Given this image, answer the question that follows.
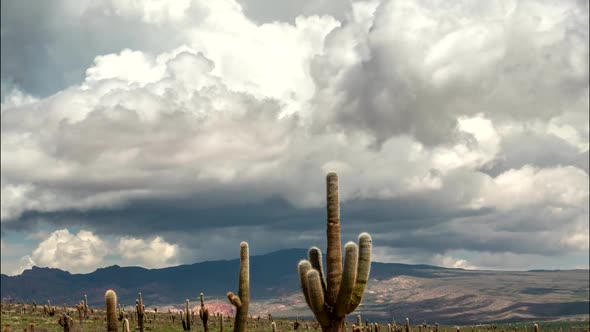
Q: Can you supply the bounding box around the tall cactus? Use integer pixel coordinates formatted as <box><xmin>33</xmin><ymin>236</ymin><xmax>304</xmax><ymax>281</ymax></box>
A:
<box><xmin>84</xmin><ymin>294</ymin><xmax>88</xmax><ymax>319</ymax></box>
<box><xmin>105</xmin><ymin>289</ymin><xmax>118</xmax><ymax>332</ymax></box>
<box><xmin>297</xmin><ymin>172</ymin><xmax>372</xmax><ymax>332</ymax></box>
<box><xmin>181</xmin><ymin>299</ymin><xmax>191</xmax><ymax>331</ymax></box>
<box><xmin>199</xmin><ymin>293</ymin><xmax>209</xmax><ymax>332</ymax></box>
<box><xmin>227</xmin><ymin>242</ymin><xmax>250</xmax><ymax>332</ymax></box>
<box><xmin>136</xmin><ymin>293</ymin><xmax>146</xmax><ymax>332</ymax></box>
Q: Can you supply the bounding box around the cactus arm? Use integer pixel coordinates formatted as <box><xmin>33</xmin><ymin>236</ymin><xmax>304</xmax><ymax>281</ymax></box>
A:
<box><xmin>308</xmin><ymin>247</ymin><xmax>327</xmax><ymax>294</ymax></box>
<box><xmin>326</xmin><ymin>172</ymin><xmax>343</xmax><ymax>306</ymax></box>
<box><xmin>298</xmin><ymin>260</ymin><xmax>313</xmax><ymax>308</ymax></box>
<box><xmin>227</xmin><ymin>292</ymin><xmax>242</xmax><ymax>308</ymax></box>
<box><xmin>123</xmin><ymin>318</ymin><xmax>131</xmax><ymax>332</ymax></box>
<box><xmin>334</xmin><ymin>242</ymin><xmax>358</xmax><ymax>316</ymax></box>
<box><xmin>105</xmin><ymin>289</ymin><xmax>118</xmax><ymax>332</ymax></box>
<box><xmin>306</xmin><ymin>269</ymin><xmax>331</xmax><ymax>327</ymax></box>
<box><xmin>347</xmin><ymin>233</ymin><xmax>372</xmax><ymax>313</ymax></box>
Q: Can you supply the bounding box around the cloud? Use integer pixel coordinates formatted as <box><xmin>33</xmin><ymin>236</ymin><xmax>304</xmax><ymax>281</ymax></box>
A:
<box><xmin>308</xmin><ymin>0</ymin><xmax>589</xmax><ymax>145</ymax></box>
<box><xmin>431</xmin><ymin>254</ymin><xmax>477</xmax><ymax>270</ymax></box>
<box><xmin>18</xmin><ymin>229</ymin><xmax>108</xmax><ymax>274</ymax></box>
<box><xmin>1</xmin><ymin>0</ymin><xmax>588</xmax><ymax>271</ymax></box>
<box><xmin>11</xmin><ymin>229</ymin><xmax>181</xmax><ymax>274</ymax></box>
<box><xmin>118</xmin><ymin>236</ymin><xmax>179</xmax><ymax>268</ymax></box>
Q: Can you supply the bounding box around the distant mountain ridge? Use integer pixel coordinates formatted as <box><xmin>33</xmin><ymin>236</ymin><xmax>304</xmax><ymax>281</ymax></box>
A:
<box><xmin>2</xmin><ymin>248</ymin><xmax>588</xmax><ymax>324</ymax></box>
<box><xmin>0</xmin><ymin>249</ymin><xmax>450</xmax><ymax>304</ymax></box>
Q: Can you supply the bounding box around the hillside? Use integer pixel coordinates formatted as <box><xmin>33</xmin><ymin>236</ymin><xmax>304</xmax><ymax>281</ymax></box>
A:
<box><xmin>2</xmin><ymin>249</ymin><xmax>588</xmax><ymax>324</ymax></box>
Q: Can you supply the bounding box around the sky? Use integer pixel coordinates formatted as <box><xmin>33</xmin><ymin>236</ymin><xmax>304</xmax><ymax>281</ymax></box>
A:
<box><xmin>1</xmin><ymin>0</ymin><xmax>588</xmax><ymax>275</ymax></box>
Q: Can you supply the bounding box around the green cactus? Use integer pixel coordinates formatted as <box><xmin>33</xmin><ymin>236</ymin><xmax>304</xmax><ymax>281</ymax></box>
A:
<box><xmin>46</xmin><ymin>300</ymin><xmax>56</xmax><ymax>317</ymax></box>
<box><xmin>105</xmin><ymin>289</ymin><xmax>118</xmax><ymax>332</ymax></box>
<box><xmin>75</xmin><ymin>301</ymin><xmax>84</xmax><ymax>324</ymax></box>
<box><xmin>297</xmin><ymin>172</ymin><xmax>372</xmax><ymax>332</ymax></box>
<box><xmin>227</xmin><ymin>242</ymin><xmax>250</xmax><ymax>332</ymax></box>
<box><xmin>199</xmin><ymin>293</ymin><xmax>210</xmax><ymax>332</ymax></box>
<box><xmin>181</xmin><ymin>299</ymin><xmax>191</xmax><ymax>331</ymax></box>
<box><xmin>118</xmin><ymin>304</ymin><xmax>125</xmax><ymax>321</ymax></box>
<box><xmin>82</xmin><ymin>294</ymin><xmax>88</xmax><ymax>320</ymax></box>
<box><xmin>58</xmin><ymin>313</ymin><xmax>73</xmax><ymax>332</ymax></box>
<box><xmin>136</xmin><ymin>293</ymin><xmax>146</xmax><ymax>332</ymax></box>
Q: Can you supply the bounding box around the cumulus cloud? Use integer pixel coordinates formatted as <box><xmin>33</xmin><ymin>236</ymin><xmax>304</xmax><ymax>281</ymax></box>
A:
<box><xmin>118</xmin><ymin>236</ymin><xmax>179</xmax><ymax>268</ymax></box>
<box><xmin>18</xmin><ymin>229</ymin><xmax>108</xmax><ymax>273</ymax></box>
<box><xmin>309</xmin><ymin>0</ymin><xmax>588</xmax><ymax>145</ymax></box>
<box><xmin>1</xmin><ymin>0</ymin><xmax>588</xmax><ymax>271</ymax></box>
<box><xmin>12</xmin><ymin>229</ymin><xmax>181</xmax><ymax>274</ymax></box>
<box><xmin>431</xmin><ymin>254</ymin><xmax>477</xmax><ymax>270</ymax></box>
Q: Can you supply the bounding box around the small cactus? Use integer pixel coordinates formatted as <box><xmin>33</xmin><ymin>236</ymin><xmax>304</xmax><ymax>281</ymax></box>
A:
<box><xmin>227</xmin><ymin>242</ymin><xmax>250</xmax><ymax>332</ymax></box>
<box><xmin>136</xmin><ymin>293</ymin><xmax>145</xmax><ymax>332</ymax></box>
<box><xmin>105</xmin><ymin>289</ymin><xmax>118</xmax><ymax>332</ymax></box>
<box><xmin>58</xmin><ymin>313</ymin><xmax>73</xmax><ymax>332</ymax></box>
<box><xmin>181</xmin><ymin>300</ymin><xmax>191</xmax><ymax>331</ymax></box>
<box><xmin>118</xmin><ymin>304</ymin><xmax>126</xmax><ymax>321</ymax></box>
<box><xmin>123</xmin><ymin>318</ymin><xmax>131</xmax><ymax>332</ymax></box>
<box><xmin>298</xmin><ymin>173</ymin><xmax>372</xmax><ymax>332</ymax></box>
<box><xmin>199</xmin><ymin>293</ymin><xmax>210</xmax><ymax>332</ymax></box>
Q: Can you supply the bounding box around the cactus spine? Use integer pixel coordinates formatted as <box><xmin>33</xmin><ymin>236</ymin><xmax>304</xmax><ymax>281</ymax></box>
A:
<box><xmin>199</xmin><ymin>293</ymin><xmax>209</xmax><ymax>332</ymax></box>
<box><xmin>136</xmin><ymin>293</ymin><xmax>145</xmax><ymax>332</ymax></box>
<box><xmin>297</xmin><ymin>172</ymin><xmax>372</xmax><ymax>332</ymax></box>
<box><xmin>105</xmin><ymin>289</ymin><xmax>118</xmax><ymax>332</ymax></box>
<box><xmin>227</xmin><ymin>242</ymin><xmax>250</xmax><ymax>332</ymax></box>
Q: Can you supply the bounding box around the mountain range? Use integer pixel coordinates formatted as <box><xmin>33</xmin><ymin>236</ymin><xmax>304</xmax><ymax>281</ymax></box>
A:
<box><xmin>1</xmin><ymin>248</ymin><xmax>588</xmax><ymax>324</ymax></box>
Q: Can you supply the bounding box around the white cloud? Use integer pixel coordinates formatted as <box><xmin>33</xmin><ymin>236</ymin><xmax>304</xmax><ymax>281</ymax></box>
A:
<box><xmin>0</xmin><ymin>87</ymin><xmax>38</xmax><ymax>110</ymax></box>
<box><xmin>478</xmin><ymin>165</ymin><xmax>589</xmax><ymax>210</ymax></box>
<box><xmin>11</xmin><ymin>229</ymin><xmax>182</xmax><ymax>274</ymax></box>
<box><xmin>432</xmin><ymin>254</ymin><xmax>477</xmax><ymax>270</ymax></box>
<box><xmin>118</xmin><ymin>236</ymin><xmax>179</xmax><ymax>268</ymax></box>
<box><xmin>18</xmin><ymin>229</ymin><xmax>108</xmax><ymax>274</ymax></box>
